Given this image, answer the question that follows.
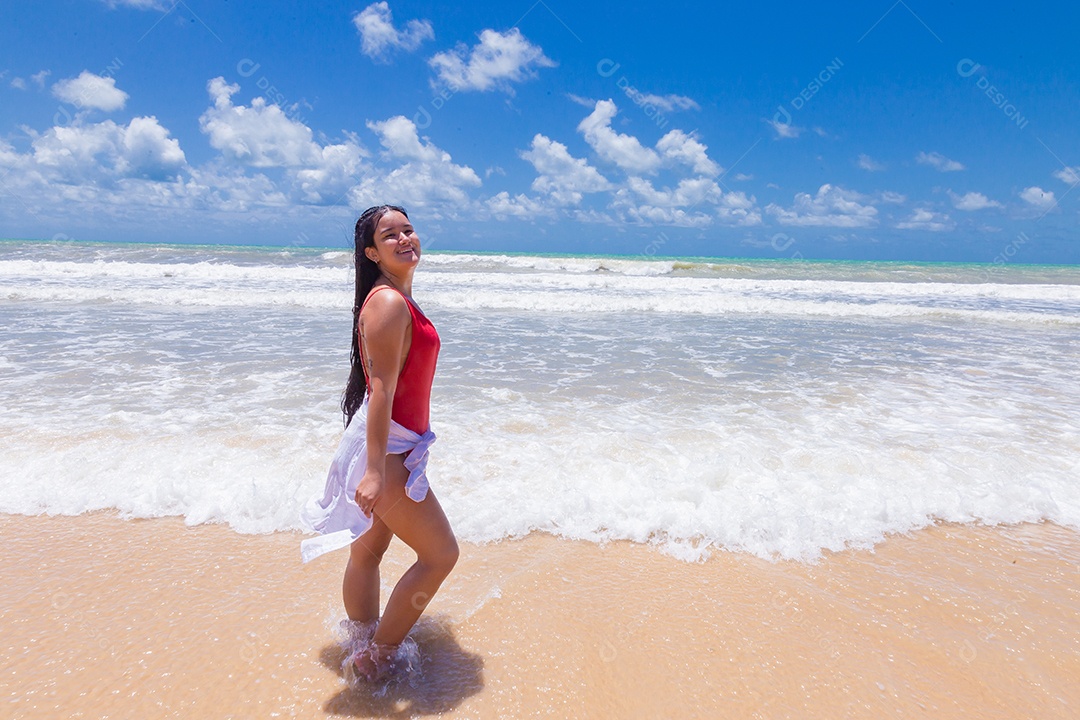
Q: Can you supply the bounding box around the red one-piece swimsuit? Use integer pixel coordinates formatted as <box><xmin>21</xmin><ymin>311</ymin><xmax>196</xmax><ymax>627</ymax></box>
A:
<box><xmin>358</xmin><ymin>284</ymin><xmax>440</xmax><ymax>434</ymax></box>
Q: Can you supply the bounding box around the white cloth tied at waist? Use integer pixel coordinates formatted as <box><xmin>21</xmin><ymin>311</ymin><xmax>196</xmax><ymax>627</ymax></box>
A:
<box><xmin>300</xmin><ymin>399</ymin><xmax>435</xmax><ymax>563</ymax></box>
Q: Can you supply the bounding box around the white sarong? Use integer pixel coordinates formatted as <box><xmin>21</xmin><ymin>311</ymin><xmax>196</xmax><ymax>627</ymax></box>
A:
<box><xmin>300</xmin><ymin>401</ymin><xmax>435</xmax><ymax>563</ymax></box>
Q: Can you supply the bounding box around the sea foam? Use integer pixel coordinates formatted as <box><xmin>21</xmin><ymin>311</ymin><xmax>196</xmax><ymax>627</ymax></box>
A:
<box><xmin>2</xmin><ymin>242</ymin><xmax>1078</xmax><ymax>561</ymax></box>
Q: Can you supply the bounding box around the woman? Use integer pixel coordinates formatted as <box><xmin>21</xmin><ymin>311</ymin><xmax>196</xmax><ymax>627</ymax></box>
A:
<box><xmin>301</xmin><ymin>204</ymin><xmax>458</xmax><ymax>683</ymax></box>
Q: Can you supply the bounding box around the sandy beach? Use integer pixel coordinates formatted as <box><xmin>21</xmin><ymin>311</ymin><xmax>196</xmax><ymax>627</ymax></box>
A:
<box><xmin>2</xmin><ymin>513</ymin><xmax>1076</xmax><ymax>718</ymax></box>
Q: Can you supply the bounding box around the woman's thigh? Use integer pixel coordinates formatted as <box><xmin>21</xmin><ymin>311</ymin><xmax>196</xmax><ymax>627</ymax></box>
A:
<box><xmin>373</xmin><ymin>452</ymin><xmax>456</xmax><ymax>562</ymax></box>
<box><xmin>350</xmin><ymin>510</ymin><xmax>393</xmax><ymax>564</ymax></box>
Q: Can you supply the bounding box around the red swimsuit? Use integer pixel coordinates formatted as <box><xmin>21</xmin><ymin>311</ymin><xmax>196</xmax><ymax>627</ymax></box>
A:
<box><xmin>359</xmin><ymin>285</ymin><xmax>440</xmax><ymax>434</ymax></box>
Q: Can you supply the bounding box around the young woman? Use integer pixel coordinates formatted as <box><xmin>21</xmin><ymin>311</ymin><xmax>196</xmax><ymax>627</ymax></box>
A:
<box><xmin>301</xmin><ymin>204</ymin><xmax>458</xmax><ymax>683</ymax></box>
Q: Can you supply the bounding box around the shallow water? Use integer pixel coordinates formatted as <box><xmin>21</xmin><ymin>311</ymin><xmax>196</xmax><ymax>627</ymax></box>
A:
<box><xmin>1</xmin><ymin>240</ymin><xmax>1078</xmax><ymax>560</ymax></box>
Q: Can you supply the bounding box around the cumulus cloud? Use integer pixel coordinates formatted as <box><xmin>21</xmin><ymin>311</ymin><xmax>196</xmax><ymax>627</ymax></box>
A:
<box><xmin>199</xmin><ymin>77</ymin><xmax>366</xmax><ymax>202</ymax></box>
<box><xmin>29</xmin><ymin>116</ymin><xmax>185</xmax><ymax>182</ymax></box>
<box><xmin>429</xmin><ymin>28</ymin><xmax>555</xmax><ymax>93</ymax></box>
<box><xmin>486</xmin><ymin>191</ymin><xmax>548</xmax><ymax>219</ymax></box>
<box><xmin>896</xmin><ymin>208</ymin><xmax>954</xmax><ymax>231</ymax></box>
<box><xmin>857</xmin><ymin>153</ymin><xmax>885</xmax><ymax>171</ymax></box>
<box><xmin>355</xmin><ymin>116</ymin><xmax>481</xmax><ymax>212</ymax></box>
<box><xmin>916</xmin><ymin>151</ymin><xmax>964</xmax><ymax>172</ymax></box>
<box><xmin>1019</xmin><ymin>186</ymin><xmax>1056</xmax><ymax>210</ymax></box>
<box><xmin>625</xmin><ymin>176</ymin><xmax>721</xmax><ymax>208</ymax></box>
<box><xmin>655</xmin><ymin>129</ymin><xmax>720</xmax><ymax>176</ymax></box>
<box><xmin>949</xmin><ymin>191</ymin><xmax>1001</xmax><ymax>211</ymax></box>
<box><xmin>352</xmin><ymin>2</ymin><xmax>433</xmax><ymax>62</ymax></box>
<box><xmin>1053</xmin><ymin>166</ymin><xmax>1080</xmax><ymax>185</ymax></box>
<box><xmin>620</xmin><ymin>176</ymin><xmax>760</xmax><ymax>226</ymax></box>
<box><xmin>200</xmin><ymin>78</ymin><xmax>320</xmax><ymax>167</ymax></box>
<box><xmin>0</xmin><ymin>117</ymin><xmax>305</xmax><ymax>221</ymax></box>
<box><xmin>715</xmin><ymin>191</ymin><xmax>763</xmax><ymax>225</ymax></box>
<box><xmin>520</xmin><ymin>133</ymin><xmax>611</xmax><ymax>206</ymax></box>
<box><xmin>578</xmin><ymin>100</ymin><xmax>661</xmax><ymax>174</ymax></box>
<box><xmin>766</xmin><ymin>184</ymin><xmax>878</xmax><ymax>227</ymax></box>
<box><xmin>52</xmin><ymin>71</ymin><xmax>129</xmax><ymax>112</ymax></box>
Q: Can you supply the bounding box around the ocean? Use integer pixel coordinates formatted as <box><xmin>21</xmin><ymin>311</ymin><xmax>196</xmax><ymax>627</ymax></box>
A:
<box><xmin>2</xmin><ymin>238</ymin><xmax>1078</xmax><ymax>561</ymax></box>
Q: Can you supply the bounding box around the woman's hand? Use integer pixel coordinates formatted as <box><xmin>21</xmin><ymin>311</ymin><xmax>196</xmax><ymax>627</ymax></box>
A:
<box><xmin>355</xmin><ymin>470</ymin><xmax>385</xmax><ymax>517</ymax></box>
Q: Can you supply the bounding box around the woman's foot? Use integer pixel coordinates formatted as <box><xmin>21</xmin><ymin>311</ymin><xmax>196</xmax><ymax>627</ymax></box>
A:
<box><xmin>351</xmin><ymin>641</ymin><xmax>401</xmax><ymax>683</ymax></box>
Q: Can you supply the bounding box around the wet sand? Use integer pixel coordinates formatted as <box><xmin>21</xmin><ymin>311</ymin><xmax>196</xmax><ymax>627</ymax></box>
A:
<box><xmin>1</xmin><ymin>513</ymin><xmax>1077</xmax><ymax>718</ymax></box>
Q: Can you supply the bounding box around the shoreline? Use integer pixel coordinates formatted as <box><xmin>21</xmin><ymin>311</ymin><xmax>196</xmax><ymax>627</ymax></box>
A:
<box><xmin>4</xmin><ymin>236</ymin><xmax>1079</xmax><ymax>271</ymax></box>
<box><xmin>2</xmin><ymin>513</ymin><xmax>1077</xmax><ymax>718</ymax></box>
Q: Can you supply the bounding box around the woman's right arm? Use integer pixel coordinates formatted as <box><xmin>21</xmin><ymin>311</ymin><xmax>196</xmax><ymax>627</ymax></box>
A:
<box><xmin>355</xmin><ymin>290</ymin><xmax>410</xmax><ymax>516</ymax></box>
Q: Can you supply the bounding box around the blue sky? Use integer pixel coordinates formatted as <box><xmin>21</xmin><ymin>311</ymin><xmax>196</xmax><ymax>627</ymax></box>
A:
<box><xmin>1</xmin><ymin>1</ymin><xmax>1078</xmax><ymax>262</ymax></box>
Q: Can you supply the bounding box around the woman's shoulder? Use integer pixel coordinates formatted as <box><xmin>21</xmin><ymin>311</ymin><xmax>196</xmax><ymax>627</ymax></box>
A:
<box><xmin>361</xmin><ymin>285</ymin><xmax>411</xmax><ymax>324</ymax></box>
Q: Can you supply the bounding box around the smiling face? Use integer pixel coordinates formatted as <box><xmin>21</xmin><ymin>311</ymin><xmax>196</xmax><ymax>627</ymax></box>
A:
<box><xmin>365</xmin><ymin>210</ymin><xmax>420</xmax><ymax>270</ymax></box>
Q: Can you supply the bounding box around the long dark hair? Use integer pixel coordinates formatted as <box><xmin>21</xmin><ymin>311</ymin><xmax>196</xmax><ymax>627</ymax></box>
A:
<box><xmin>341</xmin><ymin>204</ymin><xmax>408</xmax><ymax>426</ymax></box>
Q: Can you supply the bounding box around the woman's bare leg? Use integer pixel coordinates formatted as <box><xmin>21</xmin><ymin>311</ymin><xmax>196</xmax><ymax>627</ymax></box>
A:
<box><xmin>343</xmin><ymin>512</ymin><xmax>394</xmax><ymax>623</ymax></box>
<box><xmin>368</xmin><ymin>453</ymin><xmax>459</xmax><ymax>647</ymax></box>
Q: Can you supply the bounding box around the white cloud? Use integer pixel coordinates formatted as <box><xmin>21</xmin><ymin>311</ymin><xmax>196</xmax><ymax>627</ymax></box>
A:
<box><xmin>1019</xmin><ymin>186</ymin><xmax>1056</xmax><ymax>210</ymax></box>
<box><xmin>916</xmin><ymin>151</ymin><xmax>964</xmax><ymax>172</ymax></box>
<box><xmin>186</xmin><ymin>166</ymin><xmax>289</xmax><ymax>212</ymax></box>
<box><xmin>0</xmin><ymin>111</ymin><xmax>362</xmax><ymax>223</ymax></box>
<box><xmin>201</xmin><ymin>77</ymin><xmax>315</xmax><ymax>167</ymax></box>
<box><xmin>618</xmin><ymin>177</ymin><xmax>761</xmax><ymax>226</ymax></box>
<box><xmin>878</xmin><ymin>191</ymin><xmax>906</xmax><ymax>204</ymax></box>
<box><xmin>31</xmin><ymin>70</ymin><xmax>51</xmax><ymax>88</ymax></box>
<box><xmin>734</xmin><ymin>173</ymin><xmax>753</xmax><ymax>181</ymax></box>
<box><xmin>199</xmin><ymin>77</ymin><xmax>366</xmax><ymax>202</ymax></box>
<box><xmin>617</xmin><ymin>203</ymin><xmax>714</xmax><ymax>227</ymax></box>
<box><xmin>655</xmin><ymin>129</ymin><xmax>720</xmax><ymax>176</ymax></box>
<box><xmin>486</xmin><ymin>191</ymin><xmax>548</xmax><ymax>219</ymax></box>
<box><xmin>896</xmin><ymin>208</ymin><xmax>954</xmax><ymax>232</ymax></box>
<box><xmin>566</xmin><ymin>93</ymin><xmax>596</xmax><ymax>108</ymax></box>
<box><xmin>355</xmin><ymin>116</ymin><xmax>481</xmax><ymax>213</ymax></box>
<box><xmin>100</xmin><ymin>0</ymin><xmax>171</xmax><ymax>9</ymax></box>
<box><xmin>30</xmin><ymin>116</ymin><xmax>185</xmax><ymax>181</ymax></box>
<box><xmin>10</xmin><ymin>77</ymin><xmax>27</xmax><ymax>90</ymax></box>
<box><xmin>1053</xmin><ymin>166</ymin><xmax>1080</xmax><ymax>185</ymax></box>
<box><xmin>620</xmin><ymin>91</ymin><xmax>699</xmax><ymax>113</ymax></box>
<box><xmin>767</xmin><ymin>119</ymin><xmax>801</xmax><ymax>139</ymax></box>
<box><xmin>52</xmin><ymin>71</ymin><xmax>129</xmax><ymax>112</ymax></box>
<box><xmin>429</xmin><ymin>28</ymin><xmax>555</xmax><ymax>93</ymax></box>
<box><xmin>294</xmin><ymin>140</ymin><xmax>368</xmax><ymax>203</ymax></box>
<box><xmin>578</xmin><ymin>100</ymin><xmax>660</xmax><ymax>174</ymax></box>
<box><xmin>352</xmin><ymin>2</ymin><xmax>433</xmax><ymax>62</ymax></box>
<box><xmin>715</xmin><ymin>191</ymin><xmax>763</xmax><ymax>225</ymax></box>
<box><xmin>949</xmin><ymin>191</ymin><xmax>1001</xmax><ymax>211</ymax></box>
<box><xmin>767</xmin><ymin>184</ymin><xmax>878</xmax><ymax>227</ymax></box>
<box><xmin>857</xmin><ymin>153</ymin><xmax>885</xmax><ymax>171</ymax></box>
<box><xmin>626</xmin><ymin>176</ymin><xmax>720</xmax><ymax>207</ymax></box>
<box><xmin>520</xmin><ymin>133</ymin><xmax>611</xmax><ymax>206</ymax></box>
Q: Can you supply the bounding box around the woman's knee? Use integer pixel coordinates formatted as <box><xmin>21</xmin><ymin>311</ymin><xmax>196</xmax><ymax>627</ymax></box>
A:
<box><xmin>422</xmin><ymin>536</ymin><xmax>459</xmax><ymax>577</ymax></box>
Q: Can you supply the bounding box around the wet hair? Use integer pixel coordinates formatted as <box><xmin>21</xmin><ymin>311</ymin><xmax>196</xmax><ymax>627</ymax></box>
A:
<box><xmin>341</xmin><ymin>204</ymin><xmax>408</xmax><ymax>426</ymax></box>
